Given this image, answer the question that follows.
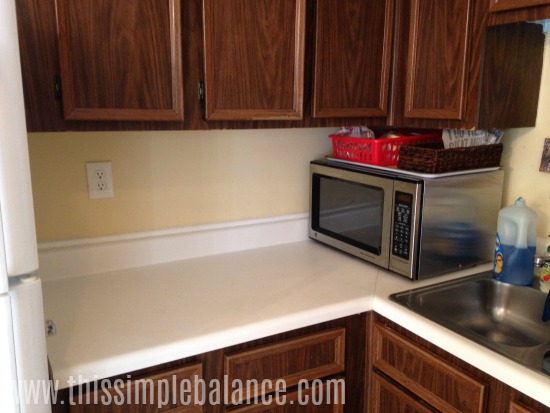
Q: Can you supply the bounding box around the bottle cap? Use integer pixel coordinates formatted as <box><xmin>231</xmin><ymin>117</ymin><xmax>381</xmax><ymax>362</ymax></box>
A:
<box><xmin>515</xmin><ymin>197</ymin><xmax>526</xmax><ymax>206</ymax></box>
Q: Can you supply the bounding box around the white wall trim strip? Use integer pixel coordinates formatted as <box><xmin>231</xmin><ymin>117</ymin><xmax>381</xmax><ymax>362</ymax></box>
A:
<box><xmin>37</xmin><ymin>213</ymin><xmax>310</xmax><ymax>280</ymax></box>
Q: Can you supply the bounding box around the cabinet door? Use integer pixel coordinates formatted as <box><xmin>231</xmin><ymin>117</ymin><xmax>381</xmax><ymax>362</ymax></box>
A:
<box><xmin>312</xmin><ymin>0</ymin><xmax>394</xmax><ymax>118</ymax></box>
<box><xmin>489</xmin><ymin>0</ymin><xmax>550</xmax><ymax>12</ymax></box>
<box><xmin>230</xmin><ymin>379</ymin><xmax>344</xmax><ymax>412</ymax></box>
<box><xmin>371</xmin><ymin>373</ymin><xmax>435</xmax><ymax>413</ymax></box>
<box><xmin>56</xmin><ymin>0</ymin><xmax>184</xmax><ymax>121</ymax></box>
<box><xmin>225</xmin><ymin>328</ymin><xmax>345</xmax><ymax>405</ymax></box>
<box><xmin>202</xmin><ymin>0</ymin><xmax>305</xmax><ymax>120</ymax></box>
<box><xmin>509</xmin><ymin>401</ymin><xmax>540</xmax><ymax>413</ymax></box>
<box><xmin>393</xmin><ymin>0</ymin><xmax>473</xmax><ymax>123</ymax></box>
<box><xmin>68</xmin><ymin>363</ymin><xmax>203</xmax><ymax>412</ymax></box>
<box><xmin>373</xmin><ymin>323</ymin><xmax>486</xmax><ymax>413</ymax></box>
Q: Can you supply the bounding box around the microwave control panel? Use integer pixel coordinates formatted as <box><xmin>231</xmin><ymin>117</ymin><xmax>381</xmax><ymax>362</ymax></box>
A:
<box><xmin>392</xmin><ymin>191</ymin><xmax>413</xmax><ymax>260</ymax></box>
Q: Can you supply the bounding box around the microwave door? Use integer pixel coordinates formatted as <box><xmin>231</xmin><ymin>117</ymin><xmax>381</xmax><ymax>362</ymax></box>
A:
<box><xmin>309</xmin><ymin>165</ymin><xmax>393</xmax><ymax>269</ymax></box>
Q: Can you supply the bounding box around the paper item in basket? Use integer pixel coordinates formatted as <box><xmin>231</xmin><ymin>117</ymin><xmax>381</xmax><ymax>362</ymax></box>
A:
<box><xmin>442</xmin><ymin>129</ymin><xmax>503</xmax><ymax>149</ymax></box>
<box><xmin>381</xmin><ymin>131</ymin><xmax>402</xmax><ymax>139</ymax></box>
<box><xmin>336</xmin><ymin>126</ymin><xmax>375</xmax><ymax>138</ymax></box>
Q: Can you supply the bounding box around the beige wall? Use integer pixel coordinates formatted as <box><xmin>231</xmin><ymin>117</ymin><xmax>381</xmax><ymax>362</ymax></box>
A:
<box><xmin>500</xmin><ymin>33</ymin><xmax>550</xmax><ymax>239</ymax></box>
<box><xmin>27</xmin><ymin>35</ymin><xmax>550</xmax><ymax>242</ymax></box>
<box><xmin>28</xmin><ymin>128</ymin><xmax>333</xmax><ymax>241</ymax></box>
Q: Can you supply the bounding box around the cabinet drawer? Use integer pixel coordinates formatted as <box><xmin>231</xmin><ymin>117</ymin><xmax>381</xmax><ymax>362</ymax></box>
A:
<box><xmin>230</xmin><ymin>378</ymin><xmax>345</xmax><ymax>412</ymax></box>
<box><xmin>371</xmin><ymin>372</ymin><xmax>435</xmax><ymax>413</ymax></box>
<box><xmin>373</xmin><ymin>324</ymin><xmax>486</xmax><ymax>413</ymax></box>
<box><xmin>225</xmin><ymin>328</ymin><xmax>345</xmax><ymax>404</ymax></box>
<box><xmin>509</xmin><ymin>401</ymin><xmax>539</xmax><ymax>413</ymax></box>
<box><xmin>69</xmin><ymin>363</ymin><xmax>203</xmax><ymax>412</ymax></box>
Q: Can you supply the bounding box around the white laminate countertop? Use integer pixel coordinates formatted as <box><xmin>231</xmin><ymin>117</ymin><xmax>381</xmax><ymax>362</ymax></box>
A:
<box><xmin>42</xmin><ymin>240</ymin><xmax>550</xmax><ymax>406</ymax></box>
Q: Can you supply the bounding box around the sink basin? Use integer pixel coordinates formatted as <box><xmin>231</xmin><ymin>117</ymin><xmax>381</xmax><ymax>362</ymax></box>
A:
<box><xmin>390</xmin><ymin>271</ymin><xmax>550</xmax><ymax>375</ymax></box>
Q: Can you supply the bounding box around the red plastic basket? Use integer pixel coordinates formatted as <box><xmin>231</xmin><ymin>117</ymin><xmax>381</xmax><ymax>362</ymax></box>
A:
<box><xmin>330</xmin><ymin>130</ymin><xmax>442</xmax><ymax>166</ymax></box>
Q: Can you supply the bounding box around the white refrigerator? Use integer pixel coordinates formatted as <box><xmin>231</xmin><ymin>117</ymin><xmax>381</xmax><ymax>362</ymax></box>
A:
<box><xmin>0</xmin><ymin>0</ymin><xmax>52</xmax><ymax>412</ymax></box>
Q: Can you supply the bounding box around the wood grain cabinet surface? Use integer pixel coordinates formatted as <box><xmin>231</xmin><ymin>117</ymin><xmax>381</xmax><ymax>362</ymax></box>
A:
<box><xmin>230</xmin><ymin>379</ymin><xmax>345</xmax><ymax>413</ymax></box>
<box><xmin>477</xmin><ymin>22</ymin><xmax>545</xmax><ymax>129</ymax></box>
<box><xmin>50</xmin><ymin>313</ymin><xmax>550</xmax><ymax>412</ymax></box>
<box><xmin>225</xmin><ymin>328</ymin><xmax>345</xmax><ymax>405</ymax></box>
<box><xmin>15</xmin><ymin>0</ymin><xmax>547</xmax><ymax>131</ymax></box>
<box><xmin>219</xmin><ymin>316</ymin><xmax>367</xmax><ymax>413</ymax></box>
<box><xmin>371</xmin><ymin>315</ymin><xmax>550</xmax><ymax>413</ymax></box>
<box><xmin>312</xmin><ymin>0</ymin><xmax>394</xmax><ymax>119</ymax></box>
<box><xmin>372</xmin><ymin>322</ymin><xmax>486</xmax><ymax>413</ymax></box>
<box><xmin>389</xmin><ymin>0</ymin><xmax>477</xmax><ymax>127</ymax></box>
<box><xmin>489</xmin><ymin>0</ymin><xmax>550</xmax><ymax>12</ymax></box>
<box><xmin>390</xmin><ymin>0</ymin><xmax>545</xmax><ymax>129</ymax></box>
<box><xmin>509</xmin><ymin>401</ymin><xmax>545</xmax><ymax>413</ymax></box>
<box><xmin>68</xmin><ymin>363</ymin><xmax>203</xmax><ymax>413</ymax></box>
<box><xmin>371</xmin><ymin>373</ymin><xmax>435</xmax><ymax>413</ymax></box>
<box><xmin>55</xmin><ymin>0</ymin><xmax>184</xmax><ymax>121</ymax></box>
<box><xmin>202</xmin><ymin>0</ymin><xmax>305</xmax><ymax>121</ymax></box>
<box><xmin>51</xmin><ymin>315</ymin><xmax>366</xmax><ymax>413</ymax></box>
<box><xmin>402</xmin><ymin>0</ymin><xmax>472</xmax><ymax>122</ymax></box>
<box><xmin>487</xmin><ymin>0</ymin><xmax>550</xmax><ymax>24</ymax></box>
<box><xmin>313</xmin><ymin>0</ymin><xmax>545</xmax><ymax>129</ymax></box>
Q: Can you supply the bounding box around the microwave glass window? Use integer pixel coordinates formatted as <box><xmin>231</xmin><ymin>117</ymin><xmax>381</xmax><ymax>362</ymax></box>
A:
<box><xmin>314</xmin><ymin>175</ymin><xmax>383</xmax><ymax>254</ymax></box>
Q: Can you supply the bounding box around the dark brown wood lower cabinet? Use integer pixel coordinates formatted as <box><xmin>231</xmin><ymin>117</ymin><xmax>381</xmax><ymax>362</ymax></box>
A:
<box><xmin>230</xmin><ymin>379</ymin><xmax>345</xmax><ymax>412</ymax></box>
<box><xmin>371</xmin><ymin>314</ymin><xmax>550</xmax><ymax>413</ymax></box>
<box><xmin>52</xmin><ymin>313</ymin><xmax>550</xmax><ymax>412</ymax></box>
<box><xmin>67</xmin><ymin>363</ymin><xmax>203</xmax><ymax>413</ymax></box>
<box><xmin>372</xmin><ymin>322</ymin><xmax>486</xmax><ymax>412</ymax></box>
<box><xmin>509</xmin><ymin>401</ymin><xmax>546</xmax><ymax>413</ymax></box>
<box><xmin>224</xmin><ymin>328</ymin><xmax>345</xmax><ymax>405</ymax></box>
<box><xmin>371</xmin><ymin>373</ymin><xmax>435</xmax><ymax>413</ymax></box>
<box><xmin>53</xmin><ymin>314</ymin><xmax>366</xmax><ymax>413</ymax></box>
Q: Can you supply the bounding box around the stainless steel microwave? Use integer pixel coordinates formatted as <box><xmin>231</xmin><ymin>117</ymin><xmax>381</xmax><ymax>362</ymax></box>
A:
<box><xmin>309</xmin><ymin>159</ymin><xmax>504</xmax><ymax>280</ymax></box>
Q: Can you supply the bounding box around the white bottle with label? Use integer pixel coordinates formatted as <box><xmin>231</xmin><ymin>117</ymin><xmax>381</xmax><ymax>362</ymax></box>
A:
<box><xmin>493</xmin><ymin>197</ymin><xmax>537</xmax><ymax>285</ymax></box>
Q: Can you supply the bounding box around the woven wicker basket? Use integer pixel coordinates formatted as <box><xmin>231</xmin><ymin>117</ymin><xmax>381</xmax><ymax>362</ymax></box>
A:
<box><xmin>397</xmin><ymin>142</ymin><xmax>503</xmax><ymax>173</ymax></box>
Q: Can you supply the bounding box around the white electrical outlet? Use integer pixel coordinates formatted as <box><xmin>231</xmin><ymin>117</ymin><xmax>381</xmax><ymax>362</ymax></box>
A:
<box><xmin>86</xmin><ymin>161</ymin><xmax>114</xmax><ymax>199</ymax></box>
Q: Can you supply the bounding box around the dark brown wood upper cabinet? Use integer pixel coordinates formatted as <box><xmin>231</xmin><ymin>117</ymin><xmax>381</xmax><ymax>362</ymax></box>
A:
<box><xmin>404</xmin><ymin>0</ymin><xmax>471</xmax><ymax>121</ymax></box>
<box><xmin>310</xmin><ymin>0</ymin><xmax>479</xmax><ymax>127</ymax></box>
<box><xmin>487</xmin><ymin>0</ymin><xmax>550</xmax><ymax>25</ymax></box>
<box><xmin>389</xmin><ymin>0</ymin><xmax>471</xmax><ymax>128</ymax></box>
<box><xmin>56</xmin><ymin>0</ymin><xmax>184</xmax><ymax>121</ymax></box>
<box><xmin>15</xmin><ymin>0</ymin><xmax>546</xmax><ymax>131</ymax></box>
<box><xmin>202</xmin><ymin>0</ymin><xmax>306</xmax><ymax>121</ymax></box>
<box><xmin>389</xmin><ymin>0</ymin><xmax>544</xmax><ymax>129</ymax></box>
<box><xmin>489</xmin><ymin>0</ymin><xmax>550</xmax><ymax>12</ymax></box>
<box><xmin>312</xmin><ymin>0</ymin><xmax>394</xmax><ymax>119</ymax></box>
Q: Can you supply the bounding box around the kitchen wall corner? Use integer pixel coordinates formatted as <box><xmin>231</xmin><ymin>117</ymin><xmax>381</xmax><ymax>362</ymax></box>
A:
<box><xmin>501</xmin><ymin>33</ymin><xmax>550</xmax><ymax>239</ymax></box>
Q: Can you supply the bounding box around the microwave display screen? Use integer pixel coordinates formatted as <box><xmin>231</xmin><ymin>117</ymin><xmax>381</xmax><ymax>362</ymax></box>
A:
<box><xmin>312</xmin><ymin>174</ymin><xmax>383</xmax><ymax>254</ymax></box>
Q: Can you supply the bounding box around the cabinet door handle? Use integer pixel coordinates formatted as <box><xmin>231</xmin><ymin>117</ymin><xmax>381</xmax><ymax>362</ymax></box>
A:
<box><xmin>198</xmin><ymin>80</ymin><xmax>205</xmax><ymax>103</ymax></box>
<box><xmin>54</xmin><ymin>75</ymin><xmax>62</xmax><ymax>100</ymax></box>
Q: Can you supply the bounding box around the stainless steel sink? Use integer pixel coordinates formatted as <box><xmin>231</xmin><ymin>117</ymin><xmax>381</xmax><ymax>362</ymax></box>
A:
<box><xmin>390</xmin><ymin>271</ymin><xmax>550</xmax><ymax>375</ymax></box>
